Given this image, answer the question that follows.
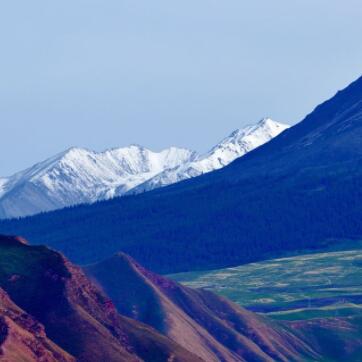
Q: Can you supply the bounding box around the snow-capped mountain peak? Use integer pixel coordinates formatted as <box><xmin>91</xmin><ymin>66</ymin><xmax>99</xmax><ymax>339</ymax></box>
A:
<box><xmin>130</xmin><ymin>119</ymin><xmax>290</xmax><ymax>194</ymax></box>
<box><xmin>205</xmin><ymin>117</ymin><xmax>289</xmax><ymax>164</ymax></box>
<box><xmin>0</xmin><ymin>118</ymin><xmax>289</xmax><ymax>219</ymax></box>
<box><xmin>0</xmin><ymin>145</ymin><xmax>195</xmax><ymax>219</ymax></box>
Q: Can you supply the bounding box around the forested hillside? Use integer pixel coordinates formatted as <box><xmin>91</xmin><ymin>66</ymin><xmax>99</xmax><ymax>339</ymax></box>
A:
<box><xmin>1</xmin><ymin>76</ymin><xmax>362</xmax><ymax>273</ymax></box>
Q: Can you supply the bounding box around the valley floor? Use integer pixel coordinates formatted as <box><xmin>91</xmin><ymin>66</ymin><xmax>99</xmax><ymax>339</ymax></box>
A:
<box><xmin>170</xmin><ymin>247</ymin><xmax>362</xmax><ymax>321</ymax></box>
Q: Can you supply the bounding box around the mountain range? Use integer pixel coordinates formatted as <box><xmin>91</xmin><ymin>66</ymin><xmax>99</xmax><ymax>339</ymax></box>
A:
<box><xmin>0</xmin><ymin>118</ymin><xmax>288</xmax><ymax>219</ymax></box>
<box><xmin>0</xmin><ymin>145</ymin><xmax>195</xmax><ymax>219</ymax></box>
<box><xmin>1</xmin><ymin>76</ymin><xmax>361</xmax><ymax>274</ymax></box>
<box><xmin>130</xmin><ymin>118</ymin><xmax>289</xmax><ymax>194</ymax></box>
<box><xmin>1</xmin><ymin>76</ymin><xmax>362</xmax><ymax>362</ymax></box>
<box><xmin>1</xmin><ymin>235</ymin><xmax>360</xmax><ymax>361</ymax></box>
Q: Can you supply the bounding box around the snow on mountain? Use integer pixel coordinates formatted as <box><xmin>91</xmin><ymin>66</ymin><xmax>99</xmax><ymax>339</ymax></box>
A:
<box><xmin>0</xmin><ymin>179</ymin><xmax>8</xmax><ymax>199</ymax></box>
<box><xmin>130</xmin><ymin>118</ymin><xmax>290</xmax><ymax>194</ymax></box>
<box><xmin>0</xmin><ymin>118</ymin><xmax>289</xmax><ymax>219</ymax></box>
<box><xmin>0</xmin><ymin>145</ymin><xmax>196</xmax><ymax>219</ymax></box>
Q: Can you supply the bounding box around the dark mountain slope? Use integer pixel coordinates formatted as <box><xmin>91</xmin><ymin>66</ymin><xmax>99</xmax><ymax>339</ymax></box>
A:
<box><xmin>290</xmin><ymin>317</ymin><xmax>362</xmax><ymax>361</ymax></box>
<box><xmin>86</xmin><ymin>252</ymin><xmax>362</xmax><ymax>362</ymax></box>
<box><xmin>0</xmin><ymin>287</ymin><xmax>74</xmax><ymax>362</ymax></box>
<box><xmin>0</xmin><ymin>235</ymin><xmax>202</xmax><ymax>362</ymax></box>
<box><xmin>0</xmin><ymin>235</ymin><xmax>360</xmax><ymax>361</ymax></box>
<box><xmin>1</xmin><ymin>76</ymin><xmax>362</xmax><ymax>273</ymax></box>
<box><xmin>86</xmin><ymin>253</ymin><xmax>319</xmax><ymax>362</ymax></box>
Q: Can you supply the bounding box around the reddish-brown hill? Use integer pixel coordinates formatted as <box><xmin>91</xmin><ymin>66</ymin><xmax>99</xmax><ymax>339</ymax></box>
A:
<box><xmin>0</xmin><ymin>235</ymin><xmax>201</xmax><ymax>362</ymax></box>
<box><xmin>0</xmin><ymin>287</ymin><xmax>75</xmax><ymax>362</ymax></box>
<box><xmin>86</xmin><ymin>253</ymin><xmax>319</xmax><ymax>361</ymax></box>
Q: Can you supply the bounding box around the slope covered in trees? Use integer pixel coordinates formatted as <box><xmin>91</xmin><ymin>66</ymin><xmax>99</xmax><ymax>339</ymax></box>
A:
<box><xmin>1</xmin><ymin>76</ymin><xmax>362</xmax><ymax>273</ymax></box>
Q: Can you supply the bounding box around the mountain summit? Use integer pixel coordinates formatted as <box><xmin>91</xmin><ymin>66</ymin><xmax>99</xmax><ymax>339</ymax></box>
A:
<box><xmin>1</xmin><ymin>76</ymin><xmax>361</xmax><ymax>273</ymax></box>
<box><xmin>0</xmin><ymin>118</ymin><xmax>287</xmax><ymax>219</ymax></box>
<box><xmin>131</xmin><ymin>118</ymin><xmax>289</xmax><ymax>194</ymax></box>
<box><xmin>0</xmin><ymin>145</ymin><xmax>195</xmax><ymax>219</ymax></box>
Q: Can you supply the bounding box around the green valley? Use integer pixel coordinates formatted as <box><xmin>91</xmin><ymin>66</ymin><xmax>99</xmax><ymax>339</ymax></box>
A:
<box><xmin>170</xmin><ymin>248</ymin><xmax>362</xmax><ymax>321</ymax></box>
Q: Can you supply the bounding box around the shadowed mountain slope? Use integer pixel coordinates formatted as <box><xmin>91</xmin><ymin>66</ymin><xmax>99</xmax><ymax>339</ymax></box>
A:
<box><xmin>0</xmin><ymin>287</ymin><xmax>75</xmax><ymax>362</ymax></box>
<box><xmin>0</xmin><ymin>235</ymin><xmax>202</xmax><ymax>362</ymax></box>
<box><xmin>86</xmin><ymin>252</ymin><xmax>362</xmax><ymax>362</ymax></box>
<box><xmin>0</xmin><ymin>76</ymin><xmax>362</xmax><ymax>274</ymax></box>
<box><xmin>86</xmin><ymin>253</ymin><xmax>318</xmax><ymax>362</ymax></box>
<box><xmin>290</xmin><ymin>317</ymin><xmax>362</xmax><ymax>361</ymax></box>
<box><xmin>0</xmin><ymin>235</ymin><xmax>360</xmax><ymax>361</ymax></box>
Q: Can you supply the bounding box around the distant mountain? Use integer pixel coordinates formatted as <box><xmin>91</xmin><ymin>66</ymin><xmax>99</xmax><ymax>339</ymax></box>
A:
<box><xmin>0</xmin><ymin>119</ymin><xmax>287</xmax><ymax>219</ymax></box>
<box><xmin>2</xmin><ymin>76</ymin><xmax>361</xmax><ymax>274</ymax></box>
<box><xmin>130</xmin><ymin>118</ymin><xmax>289</xmax><ymax>194</ymax></box>
<box><xmin>0</xmin><ymin>146</ymin><xmax>195</xmax><ymax>219</ymax></box>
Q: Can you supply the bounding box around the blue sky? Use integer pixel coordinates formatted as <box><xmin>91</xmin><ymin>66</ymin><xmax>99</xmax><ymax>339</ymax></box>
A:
<box><xmin>1</xmin><ymin>1</ymin><xmax>361</xmax><ymax>176</ymax></box>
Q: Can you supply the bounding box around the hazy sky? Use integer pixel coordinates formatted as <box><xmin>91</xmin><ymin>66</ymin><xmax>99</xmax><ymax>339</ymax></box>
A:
<box><xmin>1</xmin><ymin>1</ymin><xmax>361</xmax><ymax>176</ymax></box>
